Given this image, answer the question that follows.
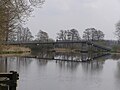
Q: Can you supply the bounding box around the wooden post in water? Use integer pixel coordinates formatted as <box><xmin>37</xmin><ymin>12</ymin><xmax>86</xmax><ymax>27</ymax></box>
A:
<box><xmin>9</xmin><ymin>71</ymin><xmax>19</xmax><ymax>90</ymax></box>
<box><xmin>0</xmin><ymin>71</ymin><xmax>19</xmax><ymax>90</ymax></box>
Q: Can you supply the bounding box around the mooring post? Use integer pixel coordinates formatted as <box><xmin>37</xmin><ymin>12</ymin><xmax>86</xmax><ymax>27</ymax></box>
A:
<box><xmin>9</xmin><ymin>71</ymin><xmax>19</xmax><ymax>90</ymax></box>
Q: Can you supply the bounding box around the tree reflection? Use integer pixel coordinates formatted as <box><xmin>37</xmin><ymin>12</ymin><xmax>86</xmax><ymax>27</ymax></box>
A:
<box><xmin>56</xmin><ymin>61</ymin><xmax>80</xmax><ymax>72</ymax></box>
<box><xmin>81</xmin><ymin>60</ymin><xmax>105</xmax><ymax>74</ymax></box>
<box><xmin>15</xmin><ymin>57</ymin><xmax>32</xmax><ymax>72</ymax></box>
<box><xmin>55</xmin><ymin>52</ymin><xmax>81</xmax><ymax>61</ymax></box>
<box><xmin>36</xmin><ymin>59</ymin><xmax>48</xmax><ymax>66</ymax></box>
<box><xmin>116</xmin><ymin>61</ymin><xmax>120</xmax><ymax>78</ymax></box>
<box><xmin>0</xmin><ymin>56</ymin><xmax>33</xmax><ymax>73</ymax></box>
<box><xmin>111</xmin><ymin>54</ymin><xmax>120</xmax><ymax>60</ymax></box>
<box><xmin>0</xmin><ymin>57</ymin><xmax>7</xmax><ymax>72</ymax></box>
<box><xmin>0</xmin><ymin>52</ymin><xmax>111</xmax><ymax>74</ymax></box>
<box><xmin>115</xmin><ymin>61</ymin><xmax>120</xmax><ymax>90</ymax></box>
<box><xmin>81</xmin><ymin>53</ymin><xmax>110</xmax><ymax>74</ymax></box>
<box><xmin>32</xmin><ymin>51</ymin><xmax>54</xmax><ymax>59</ymax></box>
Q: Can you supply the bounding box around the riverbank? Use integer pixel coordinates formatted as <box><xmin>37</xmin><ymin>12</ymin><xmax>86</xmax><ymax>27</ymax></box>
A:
<box><xmin>50</xmin><ymin>48</ymin><xmax>81</xmax><ymax>53</ymax></box>
<box><xmin>52</xmin><ymin>48</ymin><xmax>73</xmax><ymax>52</ymax></box>
<box><xmin>0</xmin><ymin>45</ymin><xmax>31</xmax><ymax>54</ymax></box>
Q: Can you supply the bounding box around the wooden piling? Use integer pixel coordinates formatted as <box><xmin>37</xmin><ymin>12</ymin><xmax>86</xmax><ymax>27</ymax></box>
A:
<box><xmin>0</xmin><ymin>71</ymin><xmax>19</xmax><ymax>90</ymax></box>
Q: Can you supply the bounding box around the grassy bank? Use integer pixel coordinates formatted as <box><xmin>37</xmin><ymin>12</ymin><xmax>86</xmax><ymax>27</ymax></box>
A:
<box><xmin>110</xmin><ymin>45</ymin><xmax>120</xmax><ymax>53</ymax></box>
<box><xmin>0</xmin><ymin>45</ymin><xmax>31</xmax><ymax>54</ymax></box>
<box><xmin>51</xmin><ymin>48</ymin><xmax>75</xmax><ymax>52</ymax></box>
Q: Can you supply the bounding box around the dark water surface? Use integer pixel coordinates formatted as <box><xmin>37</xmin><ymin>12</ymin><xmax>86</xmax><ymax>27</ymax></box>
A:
<box><xmin>0</xmin><ymin>53</ymin><xmax>120</xmax><ymax>90</ymax></box>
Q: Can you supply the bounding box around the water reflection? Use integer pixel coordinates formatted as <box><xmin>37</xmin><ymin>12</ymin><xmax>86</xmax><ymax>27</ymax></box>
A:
<box><xmin>31</xmin><ymin>51</ymin><xmax>111</xmax><ymax>62</ymax></box>
<box><xmin>0</xmin><ymin>53</ymin><xmax>120</xmax><ymax>90</ymax></box>
<box><xmin>56</xmin><ymin>61</ymin><xmax>80</xmax><ymax>72</ymax></box>
<box><xmin>0</xmin><ymin>52</ymin><xmax>111</xmax><ymax>72</ymax></box>
<box><xmin>0</xmin><ymin>56</ymin><xmax>32</xmax><ymax>73</ymax></box>
<box><xmin>32</xmin><ymin>51</ymin><xmax>54</xmax><ymax>59</ymax></box>
<box><xmin>115</xmin><ymin>60</ymin><xmax>120</xmax><ymax>90</ymax></box>
<box><xmin>0</xmin><ymin>57</ymin><xmax>7</xmax><ymax>72</ymax></box>
<box><xmin>81</xmin><ymin>60</ymin><xmax>104</xmax><ymax>75</ymax></box>
<box><xmin>116</xmin><ymin>61</ymin><xmax>120</xmax><ymax>78</ymax></box>
<box><xmin>0</xmin><ymin>52</ymin><xmax>110</xmax><ymax>72</ymax></box>
<box><xmin>111</xmin><ymin>54</ymin><xmax>120</xmax><ymax>60</ymax></box>
<box><xmin>0</xmin><ymin>52</ymin><xmax>111</xmax><ymax>73</ymax></box>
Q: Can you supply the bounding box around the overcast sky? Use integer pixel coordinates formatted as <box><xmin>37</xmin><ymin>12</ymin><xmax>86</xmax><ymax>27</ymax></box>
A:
<box><xmin>25</xmin><ymin>0</ymin><xmax>120</xmax><ymax>40</ymax></box>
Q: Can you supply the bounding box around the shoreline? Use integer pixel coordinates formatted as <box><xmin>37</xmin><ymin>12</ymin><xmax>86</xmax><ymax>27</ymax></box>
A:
<box><xmin>0</xmin><ymin>45</ymin><xmax>31</xmax><ymax>54</ymax></box>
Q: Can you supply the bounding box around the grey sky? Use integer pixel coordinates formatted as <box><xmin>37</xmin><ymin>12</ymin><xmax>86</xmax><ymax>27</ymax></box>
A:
<box><xmin>25</xmin><ymin>0</ymin><xmax>120</xmax><ymax>40</ymax></box>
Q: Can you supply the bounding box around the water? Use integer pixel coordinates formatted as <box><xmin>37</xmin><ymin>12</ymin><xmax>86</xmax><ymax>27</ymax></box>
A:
<box><xmin>0</xmin><ymin>53</ymin><xmax>120</xmax><ymax>90</ymax></box>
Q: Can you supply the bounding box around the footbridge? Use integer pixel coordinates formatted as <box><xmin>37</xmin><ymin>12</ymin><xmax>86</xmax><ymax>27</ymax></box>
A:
<box><xmin>5</xmin><ymin>40</ymin><xmax>111</xmax><ymax>52</ymax></box>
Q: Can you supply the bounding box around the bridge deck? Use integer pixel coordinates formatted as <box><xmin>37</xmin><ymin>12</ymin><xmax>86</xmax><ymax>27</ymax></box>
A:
<box><xmin>5</xmin><ymin>40</ymin><xmax>111</xmax><ymax>51</ymax></box>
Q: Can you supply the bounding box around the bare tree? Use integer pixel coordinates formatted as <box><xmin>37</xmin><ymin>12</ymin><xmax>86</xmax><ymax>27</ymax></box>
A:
<box><xmin>0</xmin><ymin>0</ymin><xmax>45</xmax><ymax>42</ymax></box>
<box><xmin>22</xmin><ymin>27</ymin><xmax>33</xmax><ymax>41</ymax></box>
<box><xmin>16</xmin><ymin>24</ymin><xmax>33</xmax><ymax>42</ymax></box>
<box><xmin>69</xmin><ymin>29</ymin><xmax>80</xmax><ymax>41</ymax></box>
<box><xmin>83</xmin><ymin>28</ymin><xmax>91</xmax><ymax>41</ymax></box>
<box><xmin>8</xmin><ymin>30</ymin><xmax>16</xmax><ymax>41</ymax></box>
<box><xmin>16</xmin><ymin>24</ymin><xmax>23</xmax><ymax>41</ymax></box>
<box><xmin>56</xmin><ymin>29</ymin><xmax>80</xmax><ymax>41</ymax></box>
<box><xmin>115</xmin><ymin>21</ymin><xmax>120</xmax><ymax>42</ymax></box>
<box><xmin>95</xmin><ymin>30</ymin><xmax>104</xmax><ymax>40</ymax></box>
<box><xmin>56</xmin><ymin>30</ymin><xmax>68</xmax><ymax>40</ymax></box>
<box><xmin>83</xmin><ymin>28</ymin><xmax>104</xmax><ymax>41</ymax></box>
<box><xmin>35</xmin><ymin>30</ymin><xmax>49</xmax><ymax>42</ymax></box>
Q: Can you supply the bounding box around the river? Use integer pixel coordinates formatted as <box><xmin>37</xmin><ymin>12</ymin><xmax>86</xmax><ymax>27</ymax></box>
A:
<box><xmin>0</xmin><ymin>52</ymin><xmax>120</xmax><ymax>90</ymax></box>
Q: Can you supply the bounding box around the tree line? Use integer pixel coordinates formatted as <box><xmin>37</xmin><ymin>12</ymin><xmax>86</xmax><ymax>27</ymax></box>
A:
<box><xmin>5</xmin><ymin>23</ymin><xmax>120</xmax><ymax>42</ymax></box>
<box><xmin>8</xmin><ymin>20</ymin><xmax>120</xmax><ymax>42</ymax></box>
<box><xmin>6</xmin><ymin>26</ymin><xmax>106</xmax><ymax>42</ymax></box>
<box><xmin>0</xmin><ymin>0</ymin><xmax>120</xmax><ymax>43</ymax></box>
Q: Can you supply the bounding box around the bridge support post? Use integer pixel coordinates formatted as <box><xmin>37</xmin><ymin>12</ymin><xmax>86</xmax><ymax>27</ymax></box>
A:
<box><xmin>81</xmin><ymin>42</ymin><xmax>88</xmax><ymax>53</ymax></box>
